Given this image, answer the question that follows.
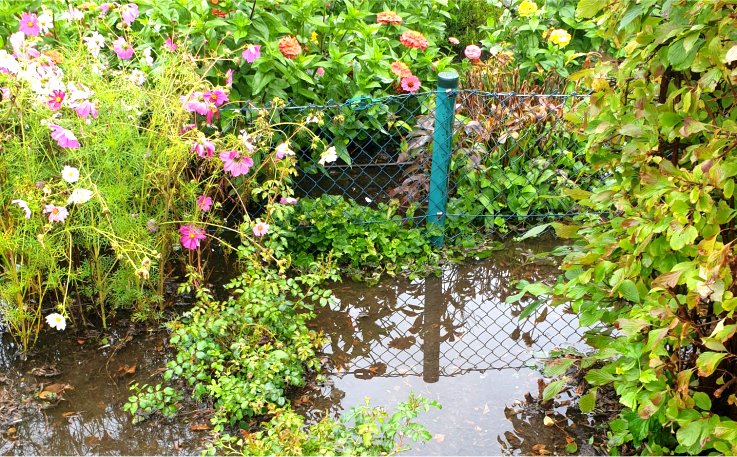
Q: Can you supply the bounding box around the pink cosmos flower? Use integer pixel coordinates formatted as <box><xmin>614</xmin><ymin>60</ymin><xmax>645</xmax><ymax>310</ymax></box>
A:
<box><xmin>99</xmin><ymin>3</ymin><xmax>111</xmax><ymax>14</ymax></box>
<box><xmin>274</xmin><ymin>142</ymin><xmax>294</xmax><ymax>160</ymax></box>
<box><xmin>113</xmin><ymin>36</ymin><xmax>134</xmax><ymax>59</ymax></box>
<box><xmin>316</xmin><ymin>67</ymin><xmax>325</xmax><ymax>77</ymax></box>
<box><xmin>73</xmin><ymin>100</ymin><xmax>98</xmax><ymax>119</ymax></box>
<box><xmin>191</xmin><ymin>137</ymin><xmax>216</xmax><ymax>158</ymax></box>
<box><xmin>164</xmin><ymin>37</ymin><xmax>177</xmax><ymax>52</ymax></box>
<box><xmin>19</xmin><ymin>12</ymin><xmax>40</xmax><ymax>36</ymax></box>
<box><xmin>225</xmin><ymin>69</ymin><xmax>233</xmax><ymax>88</ymax></box>
<box><xmin>11</xmin><ymin>199</ymin><xmax>31</xmax><ymax>218</ymax></box>
<box><xmin>203</xmin><ymin>90</ymin><xmax>228</xmax><ymax>107</ymax></box>
<box><xmin>219</xmin><ymin>150</ymin><xmax>254</xmax><ymax>177</ymax></box>
<box><xmin>43</xmin><ymin>204</ymin><xmax>69</xmax><ymax>223</ymax></box>
<box><xmin>179</xmin><ymin>225</ymin><xmax>206</xmax><ymax>250</ymax></box>
<box><xmin>464</xmin><ymin>44</ymin><xmax>482</xmax><ymax>61</ymax></box>
<box><xmin>400</xmin><ymin>75</ymin><xmax>421</xmax><ymax>93</ymax></box>
<box><xmin>205</xmin><ymin>104</ymin><xmax>220</xmax><ymax>124</ymax></box>
<box><xmin>181</xmin><ymin>92</ymin><xmax>209</xmax><ymax>115</ymax></box>
<box><xmin>197</xmin><ymin>195</ymin><xmax>213</xmax><ymax>212</ymax></box>
<box><xmin>49</xmin><ymin>124</ymin><xmax>80</xmax><ymax>149</ymax></box>
<box><xmin>279</xmin><ymin>197</ymin><xmax>298</xmax><ymax>205</ymax></box>
<box><xmin>48</xmin><ymin>90</ymin><xmax>65</xmax><ymax>110</ymax></box>
<box><xmin>179</xmin><ymin>123</ymin><xmax>196</xmax><ymax>135</ymax></box>
<box><xmin>242</xmin><ymin>45</ymin><xmax>261</xmax><ymax>64</ymax></box>
<box><xmin>448</xmin><ymin>36</ymin><xmax>460</xmax><ymax>45</ymax></box>
<box><xmin>120</xmin><ymin>4</ymin><xmax>139</xmax><ymax>26</ymax></box>
<box><xmin>252</xmin><ymin>221</ymin><xmax>270</xmax><ymax>237</ymax></box>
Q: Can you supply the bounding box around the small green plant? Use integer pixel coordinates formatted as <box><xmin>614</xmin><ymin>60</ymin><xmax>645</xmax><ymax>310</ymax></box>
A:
<box><xmin>123</xmin><ymin>382</ymin><xmax>184</xmax><ymax>423</ymax></box>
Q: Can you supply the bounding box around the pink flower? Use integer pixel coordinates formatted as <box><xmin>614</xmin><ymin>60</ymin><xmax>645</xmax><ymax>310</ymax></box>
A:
<box><xmin>279</xmin><ymin>197</ymin><xmax>298</xmax><ymax>205</ymax></box>
<box><xmin>49</xmin><ymin>124</ymin><xmax>80</xmax><ymax>149</ymax></box>
<box><xmin>19</xmin><ymin>12</ymin><xmax>40</xmax><ymax>36</ymax></box>
<box><xmin>448</xmin><ymin>37</ymin><xmax>460</xmax><ymax>45</ymax></box>
<box><xmin>179</xmin><ymin>123</ymin><xmax>196</xmax><ymax>135</ymax></box>
<box><xmin>274</xmin><ymin>142</ymin><xmax>294</xmax><ymax>160</ymax></box>
<box><xmin>181</xmin><ymin>92</ymin><xmax>209</xmax><ymax>115</ymax></box>
<box><xmin>225</xmin><ymin>69</ymin><xmax>233</xmax><ymax>88</ymax></box>
<box><xmin>219</xmin><ymin>150</ymin><xmax>254</xmax><ymax>177</ymax></box>
<box><xmin>242</xmin><ymin>45</ymin><xmax>261</xmax><ymax>64</ymax></box>
<box><xmin>205</xmin><ymin>104</ymin><xmax>220</xmax><ymax>124</ymax></box>
<box><xmin>400</xmin><ymin>75</ymin><xmax>421</xmax><ymax>93</ymax></box>
<box><xmin>120</xmin><ymin>4</ymin><xmax>139</xmax><ymax>26</ymax></box>
<box><xmin>99</xmin><ymin>3</ymin><xmax>111</xmax><ymax>14</ymax></box>
<box><xmin>203</xmin><ymin>90</ymin><xmax>228</xmax><ymax>107</ymax></box>
<box><xmin>399</xmin><ymin>31</ymin><xmax>428</xmax><ymax>50</ymax></box>
<box><xmin>164</xmin><ymin>37</ymin><xmax>177</xmax><ymax>52</ymax></box>
<box><xmin>11</xmin><ymin>199</ymin><xmax>31</xmax><ymax>218</ymax></box>
<box><xmin>113</xmin><ymin>36</ymin><xmax>134</xmax><ymax>60</ymax></box>
<box><xmin>252</xmin><ymin>221</ymin><xmax>270</xmax><ymax>237</ymax></box>
<box><xmin>179</xmin><ymin>225</ymin><xmax>206</xmax><ymax>250</ymax></box>
<box><xmin>197</xmin><ymin>195</ymin><xmax>213</xmax><ymax>212</ymax></box>
<box><xmin>47</xmin><ymin>90</ymin><xmax>65</xmax><ymax>110</ymax></box>
<box><xmin>316</xmin><ymin>67</ymin><xmax>325</xmax><ymax>77</ymax></box>
<box><xmin>191</xmin><ymin>137</ymin><xmax>216</xmax><ymax>158</ymax></box>
<box><xmin>73</xmin><ymin>100</ymin><xmax>98</xmax><ymax>119</ymax></box>
<box><xmin>43</xmin><ymin>204</ymin><xmax>69</xmax><ymax>223</ymax></box>
<box><xmin>464</xmin><ymin>44</ymin><xmax>482</xmax><ymax>61</ymax></box>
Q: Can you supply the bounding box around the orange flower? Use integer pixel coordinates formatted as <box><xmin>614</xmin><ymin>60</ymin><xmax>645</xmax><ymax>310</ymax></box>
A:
<box><xmin>278</xmin><ymin>35</ymin><xmax>302</xmax><ymax>59</ymax></box>
<box><xmin>399</xmin><ymin>30</ymin><xmax>428</xmax><ymax>51</ymax></box>
<box><xmin>390</xmin><ymin>61</ymin><xmax>413</xmax><ymax>78</ymax></box>
<box><xmin>377</xmin><ymin>11</ymin><xmax>403</xmax><ymax>26</ymax></box>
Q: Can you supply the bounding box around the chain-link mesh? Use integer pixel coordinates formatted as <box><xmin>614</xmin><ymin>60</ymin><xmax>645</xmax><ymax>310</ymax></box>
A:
<box><xmin>242</xmin><ymin>89</ymin><xmax>598</xmax><ymax>242</ymax></box>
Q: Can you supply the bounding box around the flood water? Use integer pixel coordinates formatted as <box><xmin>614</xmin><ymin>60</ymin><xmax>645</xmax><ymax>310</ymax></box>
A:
<box><xmin>1</xmin><ymin>240</ymin><xmax>592</xmax><ymax>455</ymax></box>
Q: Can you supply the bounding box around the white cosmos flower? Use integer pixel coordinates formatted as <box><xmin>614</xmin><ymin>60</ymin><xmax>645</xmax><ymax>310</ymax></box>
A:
<box><xmin>67</xmin><ymin>188</ymin><xmax>93</xmax><ymax>205</ymax></box>
<box><xmin>11</xmin><ymin>199</ymin><xmax>31</xmax><ymax>218</ymax></box>
<box><xmin>318</xmin><ymin>146</ymin><xmax>338</xmax><ymax>166</ymax></box>
<box><xmin>45</xmin><ymin>312</ymin><xmax>66</xmax><ymax>330</ymax></box>
<box><xmin>61</xmin><ymin>165</ymin><xmax>80</xmax><ymax>183</ymax></box>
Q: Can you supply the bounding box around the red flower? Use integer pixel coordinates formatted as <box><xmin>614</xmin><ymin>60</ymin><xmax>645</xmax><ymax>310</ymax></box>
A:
<box><xmin>278</xmin><ymin>36</ymin><xmax>302</xmax><ymax>59</ymax></box>
<box><xmin>399</xmin><ymin>31</ymin><xmax>428</xmax><ymax>51</ymax></box>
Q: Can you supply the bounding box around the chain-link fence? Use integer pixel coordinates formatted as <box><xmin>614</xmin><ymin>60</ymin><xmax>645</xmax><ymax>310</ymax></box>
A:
<box><xmin>244</xmin><ymin>85</ymin><xmax>597</xmax><ymax>245</ymax></box>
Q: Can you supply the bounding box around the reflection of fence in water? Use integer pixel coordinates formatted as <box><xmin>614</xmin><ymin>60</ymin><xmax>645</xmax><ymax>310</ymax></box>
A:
<box><xmin>317</xmin><ymin>250</ymin><xmax>586</xmax><ymax>380</ymax></box>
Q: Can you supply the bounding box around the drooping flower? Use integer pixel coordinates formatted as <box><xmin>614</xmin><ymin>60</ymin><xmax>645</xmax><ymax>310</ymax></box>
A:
<box><xmin>120</xmin><ymin>3</ymin><xmax>139</xmax><ymax>25</ymax></box>
<box><xmin>50</xmin><ymin>125</ymin><xmax>80</xmax><ymax>149</ymax></box>
<box><xmin>278</xmin><ymin>36</ymin><xmax>302</xmax><ymax>59</ymax></box>
<box><xmin>37</xmin><ymin>10</ymin><xmax>53</xmax><ymax>34</ymax></box>
<box><xmin>60</xmin><ymin>6</ymin><xmax>84</xmax><ymax>21</ymax></box>
<box><xmin>181</xmin><ymin>92</ymin><xmax>209</xmax><ymax>115</ymax></box>
<box><xmin>206</xmin><ymin>104</ymin><xmax>220</xmax><ymax>124</ymax></box>
<box><xmin>72</xmin><ymin>99</ymin><xmax>98</xmax><ymax>119</ymax></box>
<box><xmin>19</xmin><ymin>12</ymin><xmax>41</xmax><ymax>36</ymax></box>
<box><xmin>390</xmin><ymin>61</ymin><xmax>413</xmax><ymax>78</ymax></box>
<box><xmin>163</xmin><ymin>37</ymin><xmax>177</xmax><ymax>52</ymax></box>
<box><xmin>240</xmin><ymin>131</ymin><xmax>257</xmax><ymax>153</ymax></box>
<box><xmin>219</xmin><ymin>150</ymin><xmax>254</xmax><ymax>177</ymax></box>
<box><xmin>99</xmin><ymin>3</ymin><xmax>111</xmax><ymax>14</ymax></box>
<box><xmin>547</xmin><ymin>29</ymin><xmax>571</xmax><ymax>47</ymax></box>
<box><xmin>197</xmin><ymin>195</ymin><xmax>212</xmax><ymax>212</ymax></box>
<box><xmin>143</xmin><ymin>47</ymin><xmax>154</xmax><ymax>66</ymax></box>
<box><xmin>518</xmin><ymin>1</ymin><xmax>539</xmax><ymax>16</ymax></box>
<box><xmin>318</xmin><ymin>146</ymin><xmax>338</xmax><ymax>166</ymax></box>
<box><xmin>252</xmin><ymin>221</ymin><xmax>270</xmax><ymax>237</ymax></box>
<box><xmin>128</xmin><ymin>69</ymin><xmax>146</xmax><ymax>86</ymax></box>
<box><xmin>399</xmin><ymin>31</ymin><xmax>428</xmax><ymax>51</ymax></box>
<box><xmin>191</xmin><ymin>136</ymin><xmax>216</xmax><ymax>158</ymax></box>
<box><xmin>242</xmin><ymin>45</ymin><xmax>261</xmax><ymax>63</ymax></box>
<box><xmin>279</xmin><ymin>196</ymin><xmax>298</xmax><ymax>205</ymax></box>
<box><xmin>400</xmin><ymin>75</ymin><xmax>421</xmax><ymax>93</ymax></box>
<box><xmin>45</xmin><ymin>313</ymin><xmax>66</xmax><ymax>330</ymax></box>
<box><xmin>83</xmin><ymin>31</ymin><xmax>105</xmax><ymax>57</ymax></box>
<box><xmin>61</xmin><ymin>165</ymin><xmax>80</xmax><ymax>183</ymax></box>
<box><xmin>47</xmin><ymin>90</ymin><xmax>65</xmax><ymax>110</ymax></box>
<box><xmin>179</xmin><ymin>225</ymin><xmax>206</xmax><ymax>250</ymax></box>
<box><xmin>0</xmin><ymin>50</ymin><xmax>19</xmax><ymax>74</ymax></box>
<box><xmin>43</xmin><ymin>204</ymin><xmax>69</xmax><ymax>223</ymax></box>
<box><xmin>11</xmin><ymin>199</ymin><xmax>31</xmax><ymax>218</ymax></box>
<box><xmin>316</xmin><ymin>67</ymin><xmax>325</xmax><ymax>77</ymax></box>
<box><xmin>464</xmin><ymin>44</ymin><xmax>482</xmax><ymax>60</ymax></box>
<box><xmin>275</xmin><ymin>142</ymin><xmax>294</xmax><ymax>160</ymax></box>
<box><xmin>448</xmin><ymin>36</ymin><xmax>460</xmax><ymax>45</ymax></box>
<box><xmin>376</xmin><ymin>11</ymin><xmax>403</xmax><ymax>26</ymax></box>
<box><xmin>225</xmin><ymin>69</ymin><xmax>233</xmax><ymax>88</ymax></box>
<box><xmin>203</xmin><ymin>90</ymin><xmax>228</xmax><ymax>107</ymax></box>
<box><xmin>67</xmin><ymin>188</ymin><xmax>93</xmax><ymax>205</ymax></box>
<box><xmin>113</xmin><ymin>36</ymin><xmax>134</xmax><ymax>59</ymax></box>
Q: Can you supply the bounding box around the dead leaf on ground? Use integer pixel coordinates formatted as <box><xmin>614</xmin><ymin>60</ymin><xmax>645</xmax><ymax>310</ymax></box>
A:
<box><xmin>433</xmin><ymin>433</ymin><xmax>445</xmax><ymax>443</ymax></box>
<box><xmin>532</xmin><ymin>443</ymin><xmax>552</xmax><ymax>455</ymax></box>
<box><xmin>117</xmin><ymin>364</ymin><xmax>137</xmax><ymax>376</ymax></box>
<box><xmin>44</xmin><ymin>383</ymin><xmax>73</xmax><ymax>394</ymax></box>
<box><xmin>31</xmin><ymin>365</ymin><xmax>61</xmax><ymax>377</ymax></box>
<box><xmin>62</xmin><ymin>411</ymin><xmax>79</xmax><ymax>417</ymax></box>
<box><xmin>190</xmin><ymin>423</ymin><xmax>210</xmax><ymax>431</ymax></box>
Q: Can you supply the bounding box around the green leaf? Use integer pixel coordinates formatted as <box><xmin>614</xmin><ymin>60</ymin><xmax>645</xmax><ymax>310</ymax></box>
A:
<box><xmin>542</xmin><ymin>379</ymin><xmax>566</xmax><ymax>402</ymax></box>
<box><xmin>696</xmin><ymin>352</ymin><xmax>727</xmax><ymax>377</ymax></box>
<box><xmin>514</xmin><ymin>223</ymin><xmax>551</xmax><ymax>241</ymax></box>
<box><xmin>692</xmin><ymin>392</ymin><xmax>712</xmax><ymax>411</ymax></box>
<box><xmin>618</xmin><ymin>279</ymin><xmax>640</xmax><ymax>303</ymax></box>
<box><xmin>576</xmin><ymin>0</ymin><xmax>606</xmax><ymax>18</ymax></box>
<box><xmin>544</xmin><ymin>358</ymin><xmax>576</xmax><ymax>377</ymax></box>
<box><xmin>676</xmin><ymin>420</ymin><xmax>701</xmax><ymax>447</ymax></box>
<box><xmin>579</xmin><ymin>389</ymin><xmax>597</xmax><ymax>413</ymax></box>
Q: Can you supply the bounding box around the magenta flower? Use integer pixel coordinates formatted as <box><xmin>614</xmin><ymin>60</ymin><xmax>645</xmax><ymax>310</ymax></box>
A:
<box><xmin>179</xmin><ymin>123</ymin><xmax>196</xmax><ymax>135</ymax></box>
<box><xmin>120</xmin><ymin>3</ymin><xmax>139</xmax><ymax>25</ymax></box>
<box><xmin>191</xmin><ymin>137</ymin><xmax>216</xmax><ymax>158</ymax></box>
<box><xmin>203</xmin><ymin>90</ymin><xmax>228</xmax><ymax>107</ymax></box>
<box><xmin>400</xmin><ymin>75</ymin><xmax>421</xmax><ymax>93</ymax></box>
<box><xmin>164</xmin><ymin>37</ymin><xmax>177</xmax><ymax>52</ymax></box>
<box><xmin>73</xmin><ymin>100</ymin><xmax>98</xmax><ymax>119</ymax></box>
<box><xmin>179</xmin><ymin>225</ymin><xmax>206</xmax><ymax>250</ymax></box>
<box><xmin>279</xmin><ymin>197</ymin><xmax>298</xmax><ymax>205</ymax></box>
<box><xmin>242</xmin><ymin>45</ymin><xmax>261</xmax><ymax>64</ymax></box>
<box><xmin>316</xmin><ymin>67</ymin><xmax>325</xmax><ymax>77</ymax></box>
<box><xmin>219</xmin><ymin>150</ymin><xmax>254</xmax><ymax>177</ymax></box>
<box><xmin>49</xmin><ymin>124</ymin><xmax>80</xmax><ymax>149</ymax></box>
<box><xmin>206</xmin><ymin>104</ymin><xmax>220</xmax><ymax>124</ymax></box>
<box><xmin>43</xmin><ymin>204</ymin><xmax>69</xmax><ymax>223</ymax></box>
<box><xmin>19</xmin><ymin>12</ymin><xmax>40</xmax><ymax>36</ymax></box>
<box><xmin>225</xmin><ymin>69</ymin><xmax>233</xmax><ymax>88</ymax></box>
<box><xmin>11</xmin><ymin>199</ymin><xmax>32</xmax><ymax>218</ymax></box>
<box><xmin>99</xmin><ymin>3</ymin><xmax>111</xmax><ymax>14</ymax></box>
<box><xmin>275</xmin><ymin>142</ymin><xmax>294</xmax><ymax>160</ymax></box>
<box><xmin>197</xmin><ymin>195</ymin><xmax>213</xmax><ymax>212</ymax></box>
<box><xmin>252</xmin><ymin>221</ymin><xmax>270</xmax><ymax>237</ymax></box>
<box><xmin>181</xmin><ymin>92</ymin><xmax>209</xmax><ymax>115</ymax></box>
<box><xmin>113</xmin><ymin>36</ymin><xmax>134</xmax><ymax>59</ymax></box>
<box><xmin>47</xmin><ymin>90</ymin><xmax>65</xmax><ymax>110</ymax></box>
<box><xmin>464</xmin><ymin>44</ymin><xmax>482</xmax><ymax>61</ymax></box>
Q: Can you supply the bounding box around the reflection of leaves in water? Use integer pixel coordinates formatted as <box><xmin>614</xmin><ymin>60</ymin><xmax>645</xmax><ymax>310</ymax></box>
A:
<box><xmin>388</xmin><ymin>336</ymin><xmax>416</xmax><ymax>350</ymax></box>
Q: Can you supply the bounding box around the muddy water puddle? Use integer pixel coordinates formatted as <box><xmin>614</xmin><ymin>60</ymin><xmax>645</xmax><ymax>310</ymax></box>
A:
<box><xmin>307</xmin><ymin>240</ymin><xmax>592</xmax><ymax>455</ymax></box>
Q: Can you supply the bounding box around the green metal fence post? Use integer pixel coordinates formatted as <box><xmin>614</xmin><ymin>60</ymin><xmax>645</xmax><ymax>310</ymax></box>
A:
<box><xmin>427</xmin><ymin>71</ymin><xmax>459</xmax><ymax>248</ymax></box>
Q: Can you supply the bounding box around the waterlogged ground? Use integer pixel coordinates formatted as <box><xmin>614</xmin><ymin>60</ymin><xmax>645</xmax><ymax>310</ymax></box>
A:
<box><xmin>0</xmin><ymin>240</ymin><xmax>598</xmax><ymax>455</ymax></box>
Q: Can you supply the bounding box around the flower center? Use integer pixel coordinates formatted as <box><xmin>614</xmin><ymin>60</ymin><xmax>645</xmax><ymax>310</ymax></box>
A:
<box><xmin>55</xmin><ymin>316</ymin><xmax>62</xmax><ymax>322</ymax></box>
<box><xmin>52</xmin><ymin>208</ymin><xmax>59</xmax><ymax>215</ymax></box>
<box><xmin>189</xmin><ymin>233</ymin><xmax>196</xmax><ymax>239</ymax></box>
<box><xmin>27</xmin><ymin>21</ymin><xmax>34</xmax><ymax>27</ymax></box>
<box><xmin>55</xmin><ymin>96</ymin><xmax>62</xmax><ymax>103</ymax></box>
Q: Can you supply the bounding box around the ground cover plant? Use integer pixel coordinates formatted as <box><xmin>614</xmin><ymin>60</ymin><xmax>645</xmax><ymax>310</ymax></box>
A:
<box><xmin>515</xmin><ymin>0</ymin><xmax>737</xmax><ymax>454</ymax></box>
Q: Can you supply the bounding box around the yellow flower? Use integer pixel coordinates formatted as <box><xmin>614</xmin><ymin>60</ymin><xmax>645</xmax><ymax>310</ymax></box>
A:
<box><xmin>518</xmin><ymin>1</ymin><xmax>538</xmax><ymax>17</ymax></box>
<box><xmin>547</xmin><ymin>28</ymin><xmax>571</xmax><ymax>47</ymax></box>
<box><xmin>310</xmin><ymin>31</ymin><xmax>319</xmax><ymax>44</ymax></box>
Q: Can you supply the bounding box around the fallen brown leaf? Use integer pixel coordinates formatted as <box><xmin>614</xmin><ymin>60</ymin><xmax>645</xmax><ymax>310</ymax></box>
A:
<box><xmin>433</xmin><ymin>434</ymin><xmax>445</xmax><ymax>443</ymax></box>
<box><xmin>190</xmin><ymin>424</ymin><xmax>210</xmax><ymax>431</ymax></box>
<box><xmin>117</xmin><ymin>364</ymin><xmax>137</xmax><ymax>376</ymax></box>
